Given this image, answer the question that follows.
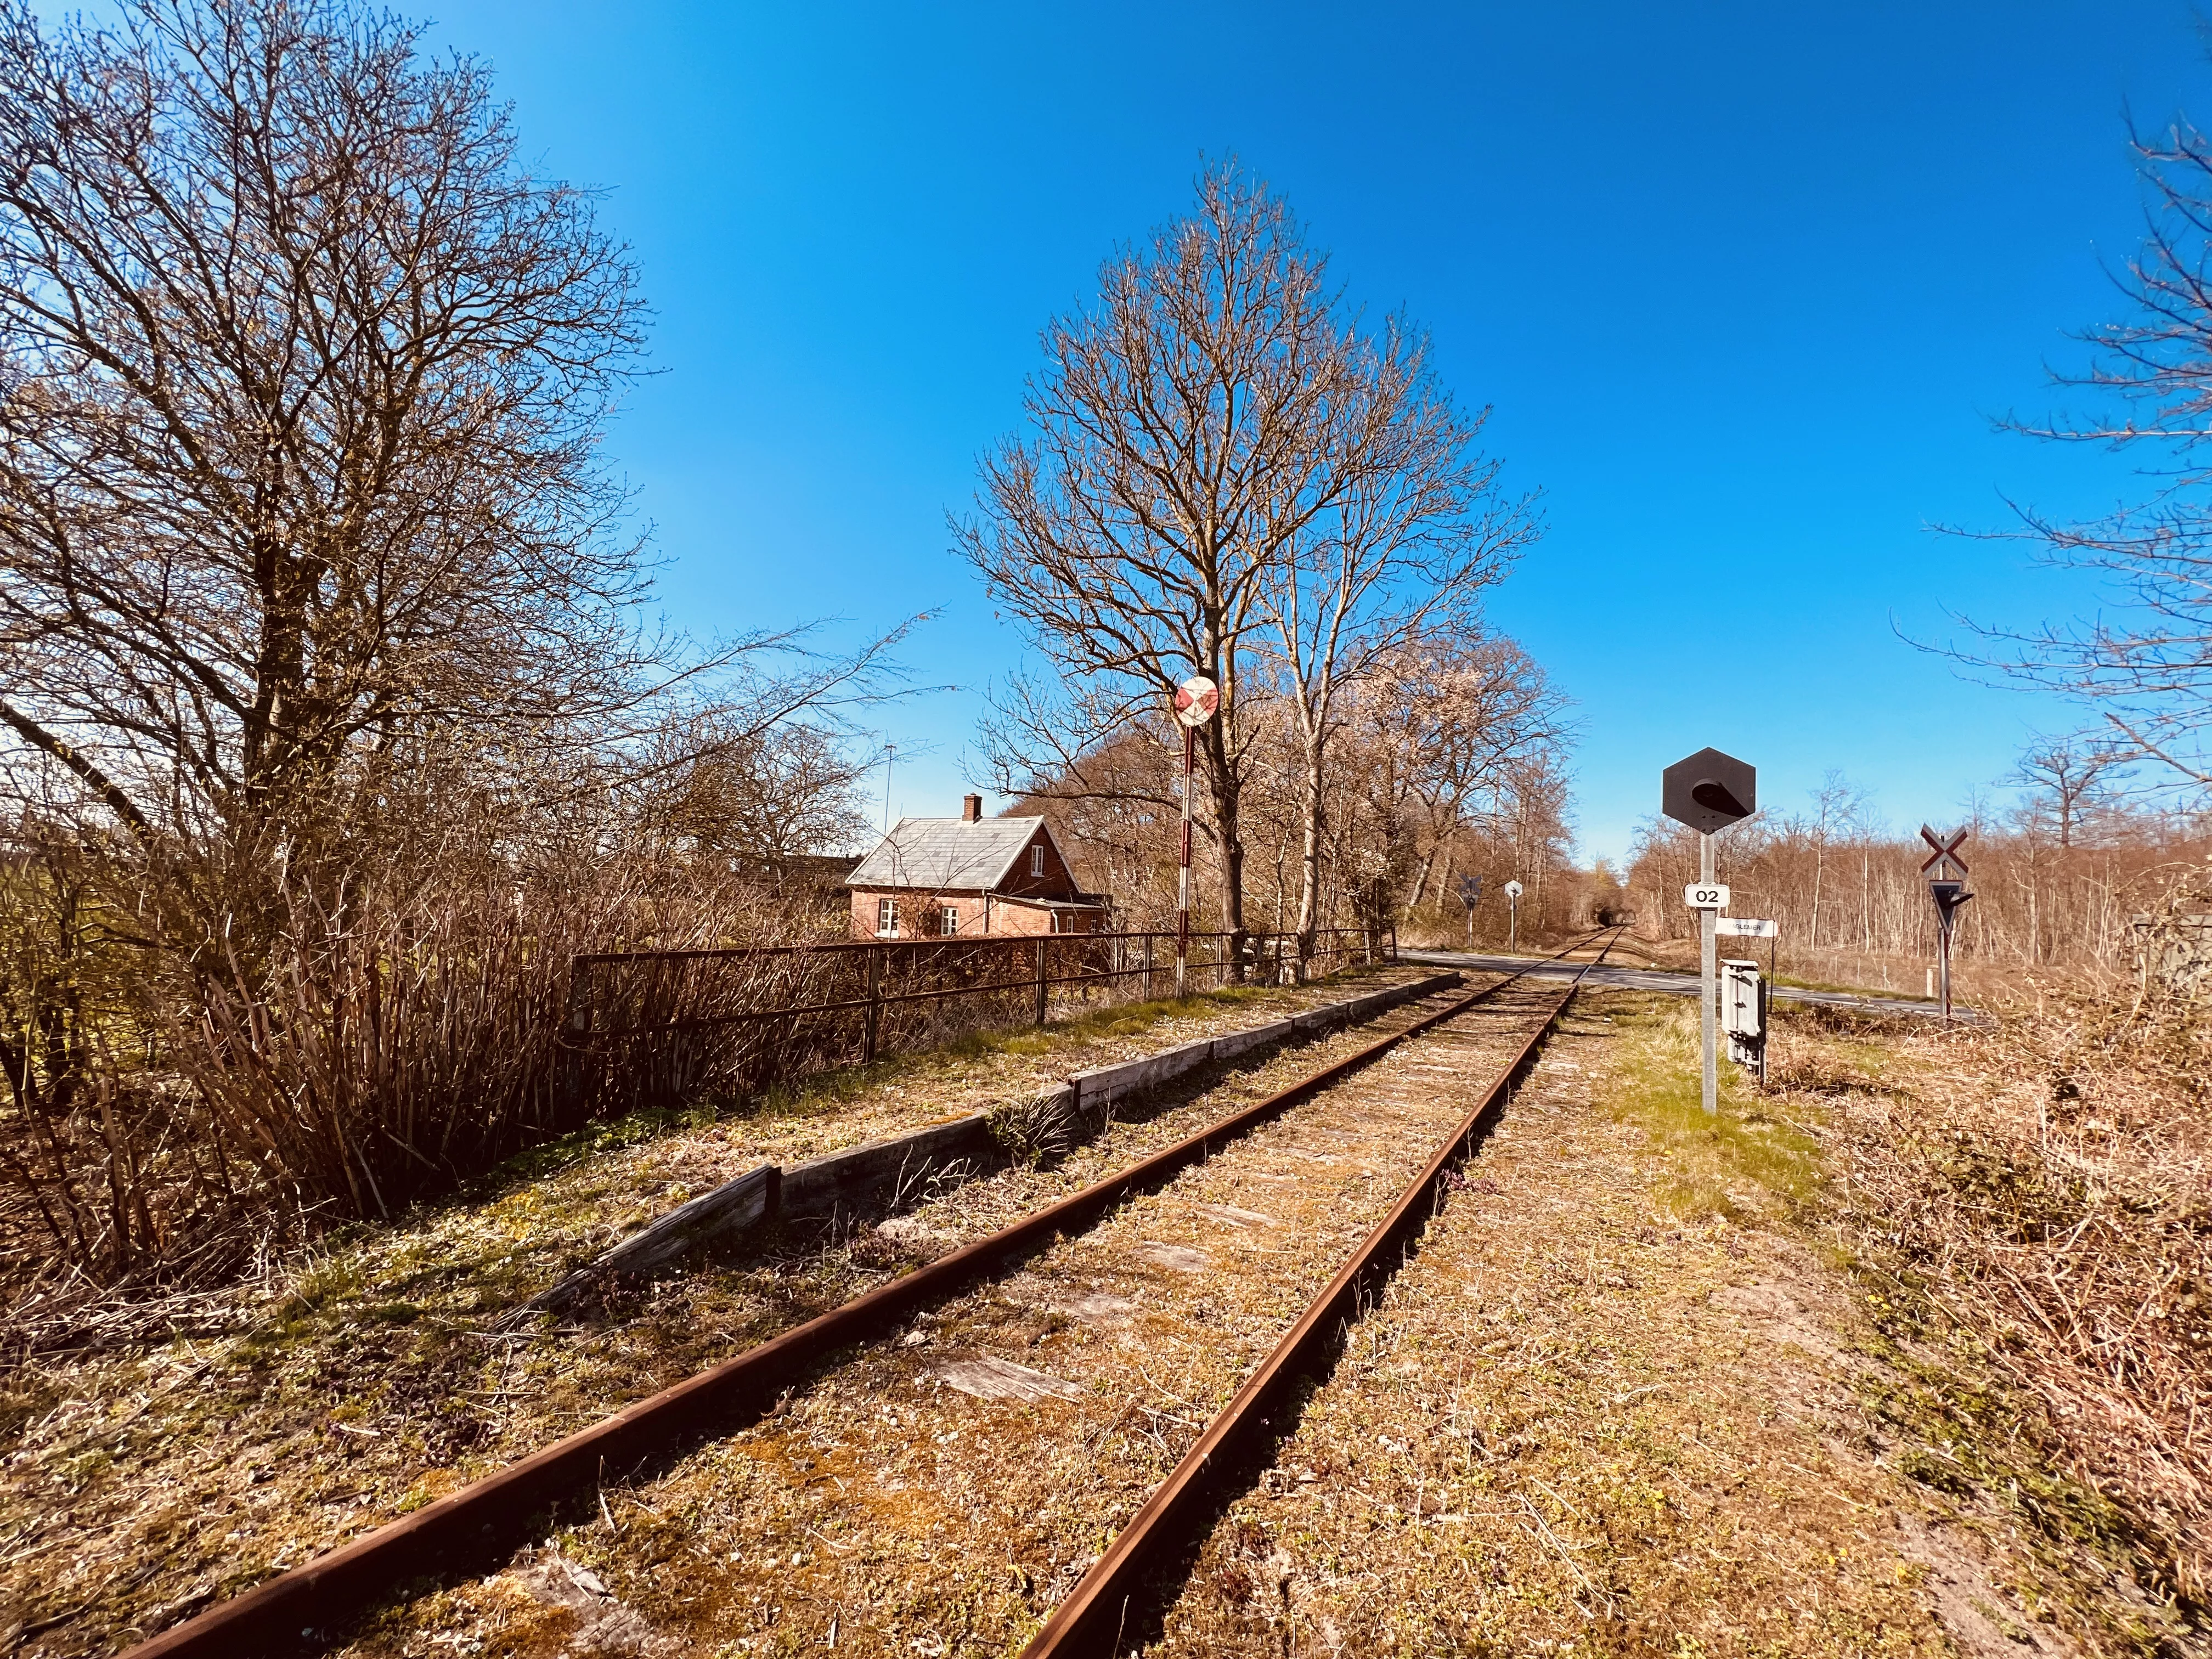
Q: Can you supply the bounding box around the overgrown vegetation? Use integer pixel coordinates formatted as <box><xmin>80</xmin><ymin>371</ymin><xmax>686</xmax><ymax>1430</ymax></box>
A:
<box><xmin>1825</xmin><ymin>995</ymin><xmax>2212</xmax><ymax>1635</ymax></box>
<box><xmin>1591</xmin><ymin>986</ymin><xmax>2209</xmax><ymax>1650</ymax></box>
<box><xmin>0</xmin><ymin>0</ymin><xmax>910</xmax><ymax>1322</ymax></box>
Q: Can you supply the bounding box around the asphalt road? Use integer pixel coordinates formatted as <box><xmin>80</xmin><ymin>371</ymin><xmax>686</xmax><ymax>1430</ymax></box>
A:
<box><xmin>1401</xmin><ymin>947</ymin><xmax>1978</xmax><ymax>1022</ymax></box>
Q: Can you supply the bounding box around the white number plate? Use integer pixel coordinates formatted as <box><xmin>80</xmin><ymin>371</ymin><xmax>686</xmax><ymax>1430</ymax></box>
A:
<box><xmin>1684</xmin><ymin>883</ymin><xmax>1730</xmax><ymax>910</ymax></box>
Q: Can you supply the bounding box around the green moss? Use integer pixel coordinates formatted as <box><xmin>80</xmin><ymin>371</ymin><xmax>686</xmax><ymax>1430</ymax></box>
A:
<box><xmin>1597</xmin><ymin>997</ymin><xmax>1824</xmax><ymax>1220</ymax></box>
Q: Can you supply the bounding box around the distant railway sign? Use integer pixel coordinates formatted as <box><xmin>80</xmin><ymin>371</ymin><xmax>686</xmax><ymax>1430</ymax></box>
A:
<box><xmin>1918</xmin><ymin>827</ymin><xmax>1973</xmax><ymax>1027</ymax></box>
<box><xmin>1918</xmin><ymin>825</ymin><xmax>1969</xmax><ymax>878</ymax></box>
<box><xmin>1662</xmin><ymin>748</ymin><xmax>1757</xmax><ymax>834</ymax></box>
<box><xmin>1684</xmin><ymin>882</ymin><xmax>1730</xmax><ymax>910</ymax></box>
<box><xmin>1458</xmin><ymin>875</ymin><xmax>1482</xmax><ymax>908</ymax></box>
<box><xmin>1503</xmin><ymin>880</ymin><xmax>1523</xmax><ymax>900</ymax></box>
<box><xmin>1173</xmin><ymin>675</ymin><xmax>1220</xmax><ymax>728</ymax></box>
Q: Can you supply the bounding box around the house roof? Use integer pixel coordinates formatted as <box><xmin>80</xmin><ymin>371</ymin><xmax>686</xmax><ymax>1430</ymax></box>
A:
<box><xmin>848</xmin><ymin>815</ymin><xmax>1054</xmax><ymax>893</ymax></box>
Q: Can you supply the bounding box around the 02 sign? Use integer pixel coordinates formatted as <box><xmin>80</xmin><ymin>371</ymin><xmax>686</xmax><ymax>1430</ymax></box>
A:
<box><xmin>1684</xmin><ymin>882</ymin><xmax>1730</xmax><ymax>911</ymax></box>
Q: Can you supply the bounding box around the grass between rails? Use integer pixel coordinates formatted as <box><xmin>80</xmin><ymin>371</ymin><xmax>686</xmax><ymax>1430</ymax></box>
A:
<box><xmin>0</xmin><ymin>964</ymin><xmax>1419</xmax><ymax>1659</ymax></box>
<box><xmin>333</xmin><ymin>983</ymin><xmax>1571</xmax><ymax>1658</ymax></box>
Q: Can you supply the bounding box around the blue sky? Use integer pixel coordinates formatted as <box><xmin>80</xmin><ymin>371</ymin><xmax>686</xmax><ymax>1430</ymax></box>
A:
<box><xmin>404</xmin><ymin>1</ymin><xmax>2203</xmax><ymax>862</ymax></box>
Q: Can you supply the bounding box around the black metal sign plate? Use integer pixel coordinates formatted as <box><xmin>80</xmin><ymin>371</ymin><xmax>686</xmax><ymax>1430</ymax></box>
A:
<box><xmin>1662</xmin><ymin>747</ymin><xmax>1757</xmax><ymax>834</ymax></box>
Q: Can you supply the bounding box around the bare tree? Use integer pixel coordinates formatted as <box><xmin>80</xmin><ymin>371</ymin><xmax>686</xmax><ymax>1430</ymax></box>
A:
<box><xmin>1365</xmin><ymin>634</ymin><xmax>1570</xmax><ymax>912</ymax></box>
<box><xmin>1945</xmin><ymin>109</ymin><xmax>2212</xmax><ymax>791</ymax></box>
<box><xmin>960</xmin><ymin>163</ymin><xmax>1359</xmax><ymax>965</ymax></box>
<box><xmin>1258</xmin><ymin>324</ymin><xmax>1538</xmax><ymax>962</ymax></box>
<box><xmin>2011</xmin><ymin>733</ymin><xmax>2128</xmax><ymax>847</ymax></box>
<box><xmin>638</xmin><ymin>718</ymin><xmax>874</xmax><ymax>869</ymax></box>
<box><xmin>1807</xmin><ymin>771</ymin><xmax>1867</xmax><ymax>948</ymax></box>
<box><xmin>0</xmin><ymin>0</ymin><xmax>649</xmax><ymax>877</ymax></box>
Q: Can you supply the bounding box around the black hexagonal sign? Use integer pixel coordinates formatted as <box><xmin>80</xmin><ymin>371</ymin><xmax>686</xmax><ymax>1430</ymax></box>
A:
<box><xmin>1662</xmin><ymin>747</ymin><xmax>1756</xmax><ymax>834</ymax></box>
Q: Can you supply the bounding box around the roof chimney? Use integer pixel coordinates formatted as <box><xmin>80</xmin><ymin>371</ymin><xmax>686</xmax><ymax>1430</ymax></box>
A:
<box><xmin>961</xmin><ymin>793</ymin><xmax>983</xmax><ymax>823</ymax></box>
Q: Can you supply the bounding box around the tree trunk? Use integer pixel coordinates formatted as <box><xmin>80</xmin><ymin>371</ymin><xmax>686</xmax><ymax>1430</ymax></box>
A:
<box><xmin>1200</xmin><ymin>718</ymin><xmax>1248</xmax><ymax>980</ymax></box>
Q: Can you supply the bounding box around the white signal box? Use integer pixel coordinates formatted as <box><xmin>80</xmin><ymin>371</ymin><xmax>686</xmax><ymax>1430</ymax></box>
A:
<box><xmin>1720</xmin><ymin>957</ymin><xmax>1765</xmax><ymax>1076</ymax></box>
<box><xmin>1684</xmin><ymin>882</ymin><xmax>1729</xmax><ymax>910</ymax></box>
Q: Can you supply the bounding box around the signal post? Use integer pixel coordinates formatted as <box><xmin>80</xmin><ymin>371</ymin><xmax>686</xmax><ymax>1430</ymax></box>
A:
<box><xmin>1661</xmin><ymin>747</ymin><xmax>1757</xmax><ymax>1115</ymax></box>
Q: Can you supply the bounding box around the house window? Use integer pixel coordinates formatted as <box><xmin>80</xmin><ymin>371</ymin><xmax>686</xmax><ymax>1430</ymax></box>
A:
<box><xmin>1030</xmin><ymin>844</ymin><xmax>1045</xmax><ymax>878</ymax></box>
<box><xmin>938</xmin><ymin>904</ymin><xmax>960</xmax><ymax>936</ymax></box>
<box><xmin>876</xmin><ymin>897</ymin><xmax>899</xmax><ymax>936</ymax></box>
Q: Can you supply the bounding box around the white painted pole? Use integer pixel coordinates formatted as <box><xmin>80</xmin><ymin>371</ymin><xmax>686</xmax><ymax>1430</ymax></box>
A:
<box><xmin>1700</xmin><ymin>831</ymin><xmax>1718</xmax><ymax>1115</ymax></box>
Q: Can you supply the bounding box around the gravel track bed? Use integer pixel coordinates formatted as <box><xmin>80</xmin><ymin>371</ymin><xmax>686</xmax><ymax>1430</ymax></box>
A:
<box><xmin>340</xmin><ymin>979</ymin><xmax>1570</xmax><ymax>1656</ymax></box>
<box><xmin>0</xmin><ymin>968</ymin><xmax>1440</xmax><ymax>1659</ymax></box>
<box><xmin>1144</xmin><ymin>994</ymin><xmax>2066</xmax><ymax>1659</ymax></box>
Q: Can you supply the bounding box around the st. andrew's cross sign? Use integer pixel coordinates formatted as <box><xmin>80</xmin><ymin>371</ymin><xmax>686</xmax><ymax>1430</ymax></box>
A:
<box><xmin>1919</xmin><ymin>825</ymin><xmax>1969</xmax><ymax>880</ymax></box>
<box><xmin>1918</xmin><ymin>825</ymin><xmax>1972</xmax><ymax>1026</ymax></box>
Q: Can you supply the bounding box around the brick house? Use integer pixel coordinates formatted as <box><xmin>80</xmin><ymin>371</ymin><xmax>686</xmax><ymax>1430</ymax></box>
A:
<box><xmin>847</xmin><ymin>796</ymin><xmax>1110</xmax><ymax>939</ymax></box>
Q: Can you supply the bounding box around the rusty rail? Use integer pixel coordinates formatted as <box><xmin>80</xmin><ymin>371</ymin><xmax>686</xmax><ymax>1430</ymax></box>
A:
<box><xmin>1019</xmin><ymin>928</ymin><xmax>1626</xmax><ymax>1658</ymax></box>
<box><xmin>121</xmin><ymin>932</ymin><xmax>1610</xmax><ymax>1658</ymax></box>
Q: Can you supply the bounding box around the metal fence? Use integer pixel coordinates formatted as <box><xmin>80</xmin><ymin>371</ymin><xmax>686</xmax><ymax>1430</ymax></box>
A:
<box><xmin>558</xmin><ymin>924</ymin><xmax>1396</xmax><ymax>1120</ymax></box>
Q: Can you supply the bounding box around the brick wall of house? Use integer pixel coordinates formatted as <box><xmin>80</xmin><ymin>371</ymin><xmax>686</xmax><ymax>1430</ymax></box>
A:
<box><xmin>847</xmin><ymin>888</ymin><xmax>1103</xmax><ymax>940</ymax></box>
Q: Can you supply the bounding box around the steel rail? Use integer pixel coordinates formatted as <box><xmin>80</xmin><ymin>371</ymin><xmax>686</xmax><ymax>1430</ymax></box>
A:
<box><xmin>1019</xmin><ymin>928</ymin><xmax>1626</xmax><ymax>1659</ymax></box>
<box><xmin>121</xmin><ymin>937</ymin><xmax>1609</xmax><ymax>1659</ymax></box>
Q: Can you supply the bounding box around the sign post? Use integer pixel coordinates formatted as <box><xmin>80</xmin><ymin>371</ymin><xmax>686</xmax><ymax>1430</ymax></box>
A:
<box><xmin>1172</xmin><ymin>674</ymin><xmax>1220</xmax><ymax>997</ymax></box>
<box><xmin>1663</xmin><ymin>747</ymin><xmax>1757</xmax><ymax>1115</ymax></box>
<box><xmin>1503</xmin><ymin>879</ymin><xmax>1523</xmax><ymax>949</ymax></box>
<box><xmin>1457</xmin><ymin>875</ymin><xmax>1482</xmax><ymax>945</ymax></box>
<box><xmin>1918</xmin><ymin>826</ymin><xmax>1972</xmax><ymax>1026</ymax></box>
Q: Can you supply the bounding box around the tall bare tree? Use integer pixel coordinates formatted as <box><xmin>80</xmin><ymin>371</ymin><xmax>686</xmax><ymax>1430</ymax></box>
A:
<box><xmin>2011</xmin><ymin>733</ymin><xmax>2127</xmax><ymax>847</ymax></box>
<box><xmin>961</xmin><ymin>163</ymin><xmax>1358</xmax><ymax>964</ymax></box>
<box><xmin>1950</xmin><ymin>107</ymin><xmax>2212</xmax><ymax>792</ymax></box>
<box><xmin>0</xmin><ymin>0</ymin><xmax>647</xmax><ymax>877</ymax></box>
<box><xmin>1376</xmin><ymin>635</ymin><xmax>1571</xmax><ymax>910</ymax></box>
<box><xmin>1258</xmin><ymin>324</ymin><xmax>1538</xmax><ymax>962</ymax></box>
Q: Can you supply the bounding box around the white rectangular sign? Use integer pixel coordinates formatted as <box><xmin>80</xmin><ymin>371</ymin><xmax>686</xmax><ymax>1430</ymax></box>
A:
<box><xmin>1716</xmin><ymin>917</ymin><xmax>1777</xmax><ymax>938</ymax></box>
<box><xmin>1684</xmin><ymin>882</ymin><xmax>1730</xmax><ymax>910</ymax></box>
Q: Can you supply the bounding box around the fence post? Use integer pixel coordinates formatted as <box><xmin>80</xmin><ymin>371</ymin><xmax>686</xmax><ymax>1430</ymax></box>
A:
<box><xmin>864</xmin><ymin>947</ymin><xmax>882</xmax><ymax>1064</ymax></box>
<box><xmin>1143</xmin><ymin>932</ymin><xmax>1154</xmax><ymax>1000</ymax></box>
<box><xmin>1035</xmin><ymin>938</ymin><xmax>1049</xmax><ymax>1026</ymax></box>
<box><xmin>557</xmin><ymin>956</ymin><xmax>590</xmax><ymax>1121</ymax></box>
<box><xmin>1390</xmin><ymin>922</ymin><xmax>1398</xmax><ymax>963</ymax></box>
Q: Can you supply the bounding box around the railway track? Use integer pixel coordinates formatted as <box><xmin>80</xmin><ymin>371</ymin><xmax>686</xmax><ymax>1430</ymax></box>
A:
<box><xmin>127</xmin><ymin>930</ymin><xmax>1622</xmax><ymax>1658</ymax></box>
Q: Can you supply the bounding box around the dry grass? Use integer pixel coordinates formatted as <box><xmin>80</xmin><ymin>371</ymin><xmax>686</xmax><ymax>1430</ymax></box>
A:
<box><xmin>1148</xmin><ymin>990</ymin><xmax>2199</xmax><ymax>1658</ymax></box>
<box><xmin>1812</xmin><ymin>989</ymin><xmax>2212</xmax><ymax>1629</ymax></box>
<box><xmin>0</xmin><ymin>964</ymin><xmax>1422</xmax><ymax>1658</ymax></box>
